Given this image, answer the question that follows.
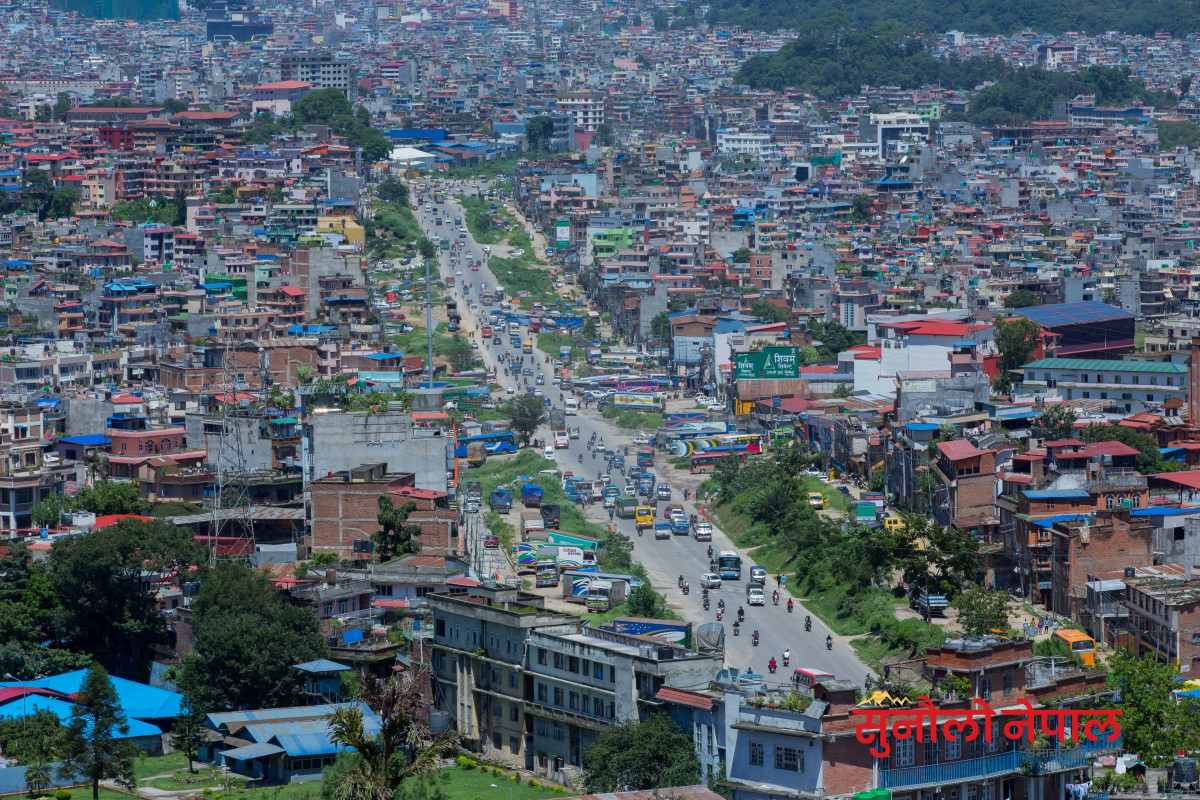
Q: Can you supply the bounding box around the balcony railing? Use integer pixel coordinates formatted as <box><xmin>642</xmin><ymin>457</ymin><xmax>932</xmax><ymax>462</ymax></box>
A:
<box><xmin>879</xmin><ymin>738</ymin><xmax>1121</xmax><ymax>789</ymax></box>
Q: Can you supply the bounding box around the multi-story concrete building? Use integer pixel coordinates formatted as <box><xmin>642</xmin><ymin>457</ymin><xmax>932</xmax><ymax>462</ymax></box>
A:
<box><xmin>280</xmin><ymin>52</ymin><xmax>354</xmax><ymax>98</ymax></box>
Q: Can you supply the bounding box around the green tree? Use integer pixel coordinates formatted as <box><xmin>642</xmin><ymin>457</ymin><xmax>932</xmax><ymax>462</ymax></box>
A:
<box><xmin>750</xmin><ymin>300</ymin><xmax>787</xmax><ymax>323</ymax></box>
<box><xmin>168</xmin><ymin>688</ymin><xmax>207</xmax><ymax>774</ymax></box>
<box><xmin>1038</xmin><ymin>403</ymin><xmax>1077</xmax><ymax>441</ymax></box>
<box><xmin>52</xmin><ymin>92</ymin><xmax>73</xmax><ymax>121</ymax></box>
<box><xmin>952</xmin><ymin>585</ymin><xmax>1010</xmax><ymax>636</ymax></box>
<box><xmin>508</xmin><ymin>394</ymin><xmax>550</xmax><ymax>446</ymax></box>
<box><xmin>49</xmin><ymin>519</ymin><xmax>200</xmax><ymax>672</ymax></box>
<box><xmin>0</xmin><ymin>709</ymin><xmax>67</xmax><ymax>764</ymax></box>
<box><xmin>57</xmin><ymin>665</ymin><xmax>137</xmax><ymax>800</ymax></box>
<box><xmin>1181</xmin><ymin>75</ymin><xmax>1194</xmax><ymax>97</ymax></box>
<box><xmin>850</xmin><ymin>194</ymin><xmax>874</xmax><ymax>223</ymax></box>
<box><xmin>580</xmin><ymin>318</ymin><xmax>598</xmax><ymax>341</ymax></box>
<box><xmin>417</xmin><ymin>237</ymin><xmax>438</xmax><ymax>261</ymax></box>
<box><xmin>180</xmin><ymin>562</ymin><xmax>328</xmax><ymax>711</ymax></box>
<box><xmin>994</xmin><ymin>315</ymin><xmax>1041</xmax><ymax>390</ymax></box>
<box><xmin>731</xmin><ymin>247</ymin><xmax>752</xmax><ymax>263</ymax></box>
<box><xmin>1002</xmin><ymin>289</ymin><xmax>1040</xmax><ymax>309</ymax></box>
<box><xmin>89</xmin><ymin>97</ymin><xmax>136</xmax><ymax>108</ymax></box>
<box><xmin>1157</xmin><ymin>119</ymin><xmax>1200</xmax><ymax>149</ymax></box>
<box><xmin>832</xmin><ymin>382</ymin><xmax>852</xmax><ymax>398</ymax></box>
<box><xmin>325</xmin><ymin>670</ymin><xmax>457</xmax><ymax>800</ymax></box>
<box><xmin>581</xmin><ymin>714</ymin><xmax>701</xmax><ymax>791</ymax></box>
<box><xmin>443</xmin><ymin>334</ymin><xmax>475</xmax><ymax>370</ymax></box>
<box><xmin>374</xmin><ymin>497</ymin><xmax>422</xmax><ymax>560</ymax></box>
<box><xmin>73</xmin><ymin>480</ymin><xmax>151</xmax><ymax>516</ymax></box>
<box><xmin>293</xmin><ymin>88</ymin><xmax>353</xmax><ymax>126</ymax></box>
<box><xmin>1107</xmin><ymin>648</ymin><xmax>1200</xmax><ymax>760</ymax></box>
<box><xmin>24</xmin><ymin>760</ymin><xmax>52</xmax><ymax>793</ymax></box>
<box><xmin>595</xmin><ymin>122</ymin><xmax>614</xmax><ymax>145</ymax></box>
<box><xmin>162</xmin><ymin>98</ymin><xmax>188</xmax><ymax>114</ymax></box>
<box><xmin>376</xmin><ymin>177</ymin><xmax>410</xmax><ymax>206</ymax></box>
<box><xmin>625</xmin><ymin>582</ymin><xmax>666</xmax><ymax>618</ymax></box>
<box><xmin>525</xmin><ymin>116</ymin><xmax>554</xmax><ymax>151</ymax></box>
<box><xmin>650</xmin><ymin>311</ymin><xmax>671</xmax><ymax>341</ymax></box>
<box><xmin>44</xmin><ymin>187</ymin><xmax>78</xmax><ymax>220</ymax></box>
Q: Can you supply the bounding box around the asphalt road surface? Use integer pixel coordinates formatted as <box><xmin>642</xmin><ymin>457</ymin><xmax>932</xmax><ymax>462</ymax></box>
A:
<box><xmin>409</xmin><ymin>183</ymin><xmax>872</xmax><ymax>690</ymax></box>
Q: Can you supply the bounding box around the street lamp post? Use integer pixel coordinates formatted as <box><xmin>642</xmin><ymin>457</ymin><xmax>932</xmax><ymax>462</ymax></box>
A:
<box><xmin>491</xmin><ymin>783</ymin><xmax>514</xmax><ymax>800</ymax></box>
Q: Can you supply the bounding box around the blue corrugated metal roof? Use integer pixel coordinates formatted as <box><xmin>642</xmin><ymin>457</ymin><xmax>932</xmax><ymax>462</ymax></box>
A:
<box><xmin>7</xmin><ymin>670</ymin><xmax>181</xmax><ymax>719</ymax></box>
<box><xmin>0</xmin><ymin>696</ymin><xmax>162</xmax><ymax>739</ymax></box>
<box><xmin>222</xmin><ymin>742</ymin><xmax>285</xmax><ymax>760</ymax></box>
<box><xmin>293</xmin><ymin>659</ymin><xmax>351</xmax><ymax>673</ymax></box>
<box><xmin>57</xmin><ymin>434</ymin><xmax>112</xmax><ymax>446</ymax></box>
<box><xmin>207</xmin><ymin>703</ymin><xmax>367</xmax><ymax>730</ymax></box>
<box><xmin>1022</xmin><ymin>489</ymin><xmax>1090</xmax><ymax>500</ymax></box>
<box><xmin>1031</xmin><ymin>514</ymin><xmax>1092</xmax><ymax>528</ymax></box>
<box><xmin>1131</xmin><ymin>507</ymin><xmax>1200</xmax><ymax>517</ymax></box>
<box><xmin>904</xmin><ymin>423</ymin><xmax>940</xmax><ymax>431</ymax></box>
<box><xmin>272</xmin><ymin>733</ymin><xmax>341</xmax><ymax>757</ymax></box>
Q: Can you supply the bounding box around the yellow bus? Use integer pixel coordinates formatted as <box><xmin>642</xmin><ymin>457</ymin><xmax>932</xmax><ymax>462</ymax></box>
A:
<box><xmin>1053</xmin><ymin>629</ymin><xmax>1096</xmax><ymax>666</ymax></box>
<box><xmin>635</xmin><ymin>505</ymin><xmax>654</xmax><ymax>530</ymax></box>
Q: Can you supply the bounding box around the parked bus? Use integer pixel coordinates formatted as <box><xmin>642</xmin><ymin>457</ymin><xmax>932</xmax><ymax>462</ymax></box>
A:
<box><xmin>1052</xmin><ymin>629</ymin><xmax>1096</xmax><ymax>666</ymax></box>
<box><xmin>454</xmin><ymin>432</ymin><xmax>518</xmax><ymax>458</ymax></box>
<box><xmin>792</xmin><ymin>667</ymin><xmax>835</xmax><ymax>694</ymax></box>
<box><xmin>690</xmin><ymin>452</ymin><xmax>747</xmax><ymax>474</ymax></box>
<box><xmin>717</xmin><ymin>550</ymin><xmax>742</xmax><ymax>580</ymax></box>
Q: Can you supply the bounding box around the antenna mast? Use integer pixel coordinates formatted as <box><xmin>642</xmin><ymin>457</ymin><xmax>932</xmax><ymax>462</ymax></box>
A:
<box><xmin>208</xmin><ymin>335</ymin><xmax>256</xmax><ymax>567</ymax></box>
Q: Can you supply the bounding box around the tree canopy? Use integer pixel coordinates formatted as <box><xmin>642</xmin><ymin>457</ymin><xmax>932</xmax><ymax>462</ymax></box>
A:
<box><xmin>180</xmin><ymin>562</ymin><xmax>328</xmax><ymax>711</ymax></box>
<box><xmin>1003</xmin><ymin>289</ymin><xmax>1041</xmax><ymax>309</ymax></box>
<box><xmin>580</xmin><ymin>714</ymin><xmax>701</xmax><ymax>791</ymax></box>
<box><xmin>508</xmin><ymin>395</ymin><xmax>550</xmax><ymax>446</ymax></box>
<box><xmin>58</xmin><ymin>665</ymin><xmax>138</xmax><ymax>800</ymax></box>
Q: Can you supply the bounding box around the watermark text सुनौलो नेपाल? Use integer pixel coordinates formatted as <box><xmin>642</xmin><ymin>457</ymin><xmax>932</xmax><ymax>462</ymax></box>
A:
<box><xmin>850</xmin><ymin>696</ymin><xmax>1122</xmax><ymax>758</ymax></box>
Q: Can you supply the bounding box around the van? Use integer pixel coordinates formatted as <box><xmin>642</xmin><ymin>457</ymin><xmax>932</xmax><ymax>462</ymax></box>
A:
<box><xmin>749</xmin><ymin>565</ymin><xmax>767</xmax><ymax>583</ymax></box>
<box><xmin>808</xmin><ymin>492</ymin><xmax>825</xmax><ymax>510</ymax></box>
<box><xmin>565</xmin><ymin>399</ymin><xmax>578</xmax><ymax>416</ymax></box>
<box><xmin>746</xmin><ymin>581</ymin><xmax>765</xmax><ymax>606</ymax></box>
<box><xmin>883</xmin><ymin>516</ymin><xmax>903</xmax><ymax>534</ymax></box>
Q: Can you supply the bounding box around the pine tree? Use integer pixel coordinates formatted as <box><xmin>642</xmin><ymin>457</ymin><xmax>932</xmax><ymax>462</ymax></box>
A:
<box><xmin>168</xmin><ymin>693</ymin><xmax>207</xmax><ymax>774</ymax></box>
<box><xmin>57</xmin><ymin>665</ymin><xmax>137</xmax><ymax>800</ymax></box>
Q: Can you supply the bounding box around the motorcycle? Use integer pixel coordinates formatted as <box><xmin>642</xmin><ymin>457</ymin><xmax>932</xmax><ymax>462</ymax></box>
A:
<box><xmin>788</xmin><ymin>600</ymin><xmax>794</xmax><ymax>613</ymax></box>
<box><xmin>717</xmin><ymin>599</ymin><xmax>725</xmax><ymax>611</ymax></box>
<box><xmin>826</xmin><ymin>636</ymin><xmax>833</xmax><ymax>651</ymax></box>
<box><xmin>716</xmin><ymin>609</ymin><xmax>723</xmax><ymax>621</ymax></box>
<box><xmin>783</xmin><ymin>652</ymin><xmax>790</xmax><ymax>667</ymax></box>
<box><xmin>772</xmin><ymin>591</ymin><xmax>779</xmax><ymax>606</ymax></box>
<box><xmin>737</xmin><ymin>608</ymin><xmax>745</xmax><ymax>623</ymax></box>
<box><xmin>752</xmin><ymin>631</ymin><xmax>759</xmax><ymax>646</ymax></box>
<box><xmin>707</xmin><ymin>546</ymin><xmax>714</xmax><ymax>559</ymax></box>
<box><xmin>732</xmin><ymin>623</ymin><xmax>740</xmax><ymax>637</ymax></box>
<box><xmin>682</xmin><ymin>583</ymin><xmax>689</xmax><ymax>595</ymax></box>
<box><xmin>678</xmin><ymin>576</ymin><xmax>685</xmax><ymax>588</ymax></box>
<box><xmin>768</xmin><ymin>660</ymin><xmax>777</xmax><ymax>674</ymax></box>
<box><xmin>703</xmin><ymin>597</ymin><xmax>710</xmax><ymax>610</ymax></box>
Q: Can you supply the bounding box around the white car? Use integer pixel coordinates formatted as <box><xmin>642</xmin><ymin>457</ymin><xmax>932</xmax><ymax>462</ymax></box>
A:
<box><xmin>707</xmin><ymin>402</ymin><xmax>724</xmax><ymax>413</ymax></box>
<box><xmin>506</xmin><ymin>386</ymin><xmax>516</xmax><ymax>395</ymax></box>
<box><xmin>511</xmin><ymin>249</ymin><xmax>525</xmax><ymax>257</ymax></box>
<box><xmin>700</xmin><ymin>573</ymin><xmax>722</xmax><ymax>589</ymax></box>
<box><xmin>633</xmin><ymin>434</ymin><xmax>652</xmax><ymax>446</ymax></box>
<box><xmin>543</xmin><ymin>446</ymin><xmax>555</xmax><ymax>459</ymax></box>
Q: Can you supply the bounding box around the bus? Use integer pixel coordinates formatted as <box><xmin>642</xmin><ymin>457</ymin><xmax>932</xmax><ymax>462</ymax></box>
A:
<box><xmin>454</xmin><ymin>432</ymin><xmax>519</xmax><ymax>458</ymax></box>
<box><xmin>717</xmin><ymin>550</ymin><xmax>742</xmax><ymax>580</ymax></box>
<box><xmin>792</xmin><ymin>667</ymin><xmax>835</xmax><ymax>695</ymax></box>
<box><xmin>671</xmin><ymin>433</ymin><xmax>763</xmax><ymax>457</ymax></box>
<box><xmin>617</xmin><ymin>377</ymin><xmax>660</xmax><ymax>392</ymax></box>
<box><xmin>690</xmin><ymin>452</ymin><xmax>747</xmax><ymax>474</ymax></box>
<box><xmin>1052</xmin><ymin>629</ymin><xmax>1096</xmax><ymax>666</ymax></box>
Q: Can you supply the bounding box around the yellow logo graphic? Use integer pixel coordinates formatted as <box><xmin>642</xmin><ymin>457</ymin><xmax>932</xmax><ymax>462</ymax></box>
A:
<box><xmin>856</xmin><ymin>691</ymin><xmax>913</xmax><ymax>708</ymax></box>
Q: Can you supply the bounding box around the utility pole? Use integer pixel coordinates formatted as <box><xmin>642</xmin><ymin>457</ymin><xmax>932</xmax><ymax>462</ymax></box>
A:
<box><xmin>425</xmin><ymin>252</ymin><xmax>434</xmax><ymax>389</ymax></box>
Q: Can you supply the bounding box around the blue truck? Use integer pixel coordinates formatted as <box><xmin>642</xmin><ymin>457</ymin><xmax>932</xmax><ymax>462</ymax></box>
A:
<box><xmin>521</xmin><ymin>484</ymin><xmax>544</xmax><ymax>508</ymax></box>
<box><xmin>671</xmin><ymin>515</ymin><xmax>690</xmax><ymax>535</ymax></box>
<box><xmin>489</xmin><ymin>488</ymin><xmax>512</xmax><ymax>511</ymax></box>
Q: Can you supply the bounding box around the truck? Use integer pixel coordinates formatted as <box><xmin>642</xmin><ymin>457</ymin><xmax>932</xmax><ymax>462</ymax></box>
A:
<box><xmin>549</xmin><ymin>408</ymin><xmax>566</xmax><ymax>430</ymax></box>
<box><xmin>654</xmin><ymin>522</ymin><xmax>671</xmax><ymax>540</ymax></box>
<box><xmin>535</xmin><ymin>558</ymin><xmax>559</xmax><ymax>587</ymax></box>
<box><xmin>599</xmin><ymin>617</ymin><xmax>693</xmax><ymax>645</ymax></box>
<box><xmin>861</xmin><ymin>492</ymin><xmax>886</xmax><ymax>513</ymax></box>
<box><xmin>586</xmin><ymin>580</ymin><xmax>628</xmax><ymax>613</ymax></box>
<box><xmin>521</xmin><ymin>484</ymin><xmax>543</xmax><ymax>508</ymax></box>
<box><xmin>855</xmin><ymin>502</ymin><xmax>879</xmax><ymax>525</ymax></box>
<box><xmin>482</xmin><ymin>420</ymin><xmax>511</xmax><ymax>435</ymax></box>
<box><xmin>603</xmin><ymin>486</ymin><xmax>620</xmax><ymax>507</ymax></box>
<box><xmin>559</xmin><ymin>345</ymin><xmax>573</xmax><ymax>363</ymax></box>
<box><xmin>671</xmin><ymin>515</ymin><xmax>690</xmax><ymax>535</ymax></box>
<box><xmin>637</xmin><ymin>448</ymin><xmax>654</xmax><ymax>468</ymax></box>
<box><xmin>693</xmin><ymin>522</ymin><xmax>713</xmax><ymax>541</ymax></box>
<box><xmin>911</xmin><ymin>591</ymin><xmax>949</xmax><ymax>617</ymax></box>
<box><xmin>637</xmin><ymin>473</ymin><xmax>655</xmax><ymax>496</ymax></box>
<box><xmin>489</xmin><ymin>488</ymin><xmax>513</xmax><ymax>511</ymax></box>
<box><xmin>520</xmin><ymin>510</ymin><xmax>546</xmax><ymax>539</ymax></box>
<box><xmin>746</xmin><ymin>581</ymin><xmax>766</xmax><ymax>606</ymax></box>
<box><xmin>696</xmin><ymin>622</ymin><xmax>724</xmax><ymax>655</ymax></box>
<box><xmin>515</xmin><ymin>543</ymin><xmax>595</xmax><ymax>569</ymax></box>
<box><xmin>540</xmin><ymin>503</ymin><xmax>561</xmax><ymax>528</ymax></box>
<box><xmin>616</xmin><ymin>497</ymin><xmax>637</xmax><ymax>519</ymax></box>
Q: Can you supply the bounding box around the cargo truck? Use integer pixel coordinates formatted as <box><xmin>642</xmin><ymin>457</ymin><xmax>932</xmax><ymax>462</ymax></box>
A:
<box><xmin>586</xmin><ymin>580</ymin><xmax>628</xmax><ymax>612</ymax></box>
<box><xmin>521</xmin><ymin>484</ymin><xmax>543</xmax><ymax>507</ymax></box>
<box><xmin>489</xmin><ymin>489</ymin><xmax>513</xmax><ymax>511</ymax></box>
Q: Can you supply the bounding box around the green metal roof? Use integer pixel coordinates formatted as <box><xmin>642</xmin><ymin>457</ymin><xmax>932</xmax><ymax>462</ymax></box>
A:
<box><xmin>1020</xmin><ymin>358</ymin><xmax>1186</xmax><ymax>373</ymax></box>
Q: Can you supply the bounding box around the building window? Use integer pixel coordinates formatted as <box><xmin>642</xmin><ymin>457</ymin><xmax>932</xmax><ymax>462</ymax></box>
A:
<box><xmin>749</xmin><ymin>741</ymin><xmax>763</xmax><ymax>767</ymax></box>
<box><xmin>978</xmin><ymin>676</ymin><xmax>992</xmax><ymax>701</ymax></box>
<box><xmin>774</xmin><ymin>746</ymin><xmax>802</xmax><ymax>772</ymax></box>
<box><xmin>594</xmin><ymin>663</ymin><xmax>604</xmax><ymax>679</ymax></box>
<box><xmin>553</xmin><ymin>653</ymin><xmax>564</xmax><ymax>669</ymax></box>
<box><xmin>894</xmin><ymin>738</ymin><xmax>915</xmax><ymax>767</ymax></box>
<box><xmin>537</xmin><ymin>648</ymin><xmax>547</xmax><ymax>665</ymax></box>
<box><xmin>569</xmin><ymin>692</ymin><xmax>579</xmax><ymax>710</ymax></box>
<box><xmin>510</xmin><ymin>706</ymin><xmax>519</xmax><ymax>721</ymax></box>
<box><xmin>594</xmin><ymin>697</ymin><xmax>604</xmax><ymax>716</ymax></box>
<box><xmin>945</xmin><ymin>733</ymin><xmax>961</xmax><ymax>761</ymax></box>
<box><xmin>988</xmin><ymin>721</ymin><xmax>1001</xmax><ymax>753</ymax></box>
<box><xmin>1002</xmin><ymin>673</ymin><xmax>1013</xmax><ymax>697</ymax></box>
<box><xmin>537</xmin><ymin>685</ymin><xmax>547</xmax><ymax>702</ymax></box>
<box><xmin>510</xmin><ymin>737</ymin><xmax>520</xmax><ymax>753</ymax></box>
<box><xmin>553</xmin><ymin>688</ymin><xmax>563</xmax><ymax>706</ymax></box>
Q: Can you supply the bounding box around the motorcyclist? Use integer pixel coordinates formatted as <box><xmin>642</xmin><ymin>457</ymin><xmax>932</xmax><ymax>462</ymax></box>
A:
<box><xmin>707</xmin><ymin>545</ymin><xmax>713</xmax><ymax>559</ymax></box>
<box><xmin>717</xmin><ymin>598</ymin><xmax>725</xmax><ymax>610</ymax></box>
<box><xmin>737</xmin><ymin>605</ymin><xmax>745</xmax><ymax>621</ymax></box>
<box><xmin>826</xmin><ymin>635</ymin><xmax>833</xmax><ymax>649</ymax></box>
<box><xmin>768</xmin><ymin>657</ymin><xmax>777</xmax><ymax>673</ymax></box>
<box><xmin>783</xmin><ymin>648</ymin><xmax>790</xmax><ymax>664</ymax></box>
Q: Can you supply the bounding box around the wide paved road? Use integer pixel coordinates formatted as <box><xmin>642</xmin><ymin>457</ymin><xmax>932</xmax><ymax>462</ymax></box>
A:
<box><xmin>412</xmin><ymin>183</ymin><xmax>872</xmax><ymax>689</ymax></box>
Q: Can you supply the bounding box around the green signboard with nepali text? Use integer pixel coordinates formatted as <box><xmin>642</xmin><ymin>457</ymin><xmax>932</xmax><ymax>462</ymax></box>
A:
<box><xmin>734</xmin><ymin>347</ymin><xmax>801</xmax><ymax>381</ymax></box>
